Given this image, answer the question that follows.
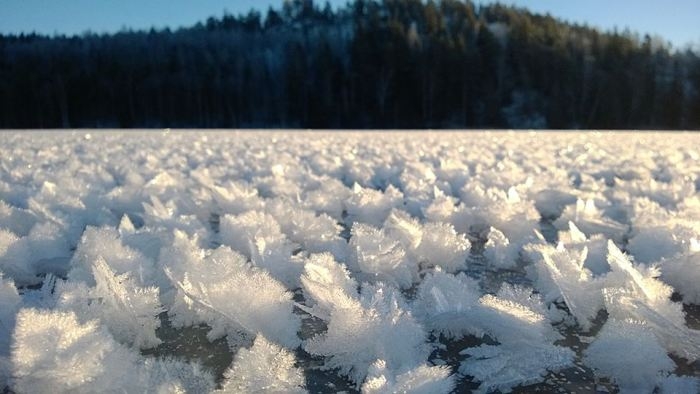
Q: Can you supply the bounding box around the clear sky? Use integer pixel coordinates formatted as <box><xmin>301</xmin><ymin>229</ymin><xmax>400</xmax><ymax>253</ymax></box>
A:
<box><xmin>1</xmin><ymin>0</ymin><xmax>698</xmax><ymax>49</ymax></box>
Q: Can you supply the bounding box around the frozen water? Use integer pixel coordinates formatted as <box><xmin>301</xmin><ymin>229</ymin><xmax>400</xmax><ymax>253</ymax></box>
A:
<box><xmin>11</xmin><ymin>308</ymin><xmax>214</xmax><ymax>393</ymax></box>
<box><xmin>217</xmin><ymin>335</ymin><xmax>306</xmax><ymax>393</ymax></box>
<box><xmin>411</xmin><ymin>270</ymin><xmax>482</xmax><ymax>339</ymax></box>
<box><xmin>524</xmin><ymin>238</ymin><xmax>604</xmax><ymax>330</ymax></box>
<box><xmin>160</xmin><ymin>230</ymin><xmax>301</xmax><ymax>348</ymax></box>
<box><xmin>57</xmin><ymin>257</ymin><xmax>163</xmax><ymax>349</ymax></box>
<box><xmin>0</xmin><ymin>130</ymin><xmax>699</xmax><ymax>393</ymax></box>
<box><xmin>584</xmin><ymin>319</ymin><xmax>676</xmax><ymax>394</ymax></box>
<box><xmin>219</xmin><ymin>210</ymin><xmax>303</xmax><ymax>288</ymax></box>
<box><xmin>361</xmin><ymin>359</ymin><xmax>455</xmax><ymax>394</ymax></box>
<box><xmin>348</xmin><ymin>223</ymin><xmax>417</xmax><ymax>288</ymax></box>
<box><xmin>303</xmin><ymin>282</ymin><xmax>430</xmax><ymax>387</ymax></box>
<box><xmin>0</xmin><ymin>275</ymin><xmax>20</xmax><ymax>388</ymax></box>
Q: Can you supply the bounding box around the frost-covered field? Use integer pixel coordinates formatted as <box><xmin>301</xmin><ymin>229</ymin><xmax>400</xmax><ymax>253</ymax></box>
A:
<box><xmin>1</xmin><ymin>130</ymin><xmax>700</xmax><ymax>393</ymax></box>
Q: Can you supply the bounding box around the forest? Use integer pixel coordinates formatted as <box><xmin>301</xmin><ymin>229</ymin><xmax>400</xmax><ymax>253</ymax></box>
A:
<box><xmin>1</xmin><ymin>0</ymin><xmax>699</xmax><ymax>129</ymax></box>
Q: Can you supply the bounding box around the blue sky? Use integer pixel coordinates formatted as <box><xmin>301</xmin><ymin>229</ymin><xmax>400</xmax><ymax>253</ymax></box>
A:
<box><xmin>1</xmin><ymin>0</ymin><xmax>698</xmax><ymax>49</ymax></box>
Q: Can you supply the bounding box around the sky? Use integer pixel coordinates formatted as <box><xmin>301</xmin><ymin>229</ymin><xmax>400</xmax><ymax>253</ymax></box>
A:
<box><xmin>0</xmin><ymin>0</ymin><xmax>698</xmax><ymax>49</ymax></box>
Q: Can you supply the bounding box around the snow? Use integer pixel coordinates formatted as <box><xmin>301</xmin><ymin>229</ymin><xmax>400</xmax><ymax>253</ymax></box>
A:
<box><xmin>0</xmin><ymin>130</ymin><xmax>699</xmax><ymax>393</ymax></box>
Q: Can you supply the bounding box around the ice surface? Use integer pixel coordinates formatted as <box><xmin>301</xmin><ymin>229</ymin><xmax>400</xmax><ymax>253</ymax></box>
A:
<box><xmin>1</xmin><ymin>130</ymin><xmax>700</xmax><ymax>393</ymax></box>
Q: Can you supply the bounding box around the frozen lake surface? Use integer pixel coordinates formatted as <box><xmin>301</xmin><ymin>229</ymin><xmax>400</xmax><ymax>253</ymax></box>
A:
<box><xmin>1</xmin><ymin>130</ymin><xmax>699</xmax><ymax>393</ymax></box>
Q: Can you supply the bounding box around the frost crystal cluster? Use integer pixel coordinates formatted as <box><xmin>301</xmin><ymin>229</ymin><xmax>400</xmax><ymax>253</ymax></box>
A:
<box><xmin>0</xmin><ymin>131</ymin><xmax>699</xmax><ymax>393</ymax></box>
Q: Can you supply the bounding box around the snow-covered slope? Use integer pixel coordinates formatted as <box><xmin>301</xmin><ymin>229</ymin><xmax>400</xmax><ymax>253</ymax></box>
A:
<box><xmin>0</xmin><ymin>130</ymin><xmax>699</xmax><ymax>393</ymax></box>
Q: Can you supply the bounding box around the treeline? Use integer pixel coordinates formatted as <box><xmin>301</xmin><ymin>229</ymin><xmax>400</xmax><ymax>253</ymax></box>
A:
<box><xmin>1</xmin><ymin>0</ymin><xmax>699</xmax><ymax>129</ymax></box>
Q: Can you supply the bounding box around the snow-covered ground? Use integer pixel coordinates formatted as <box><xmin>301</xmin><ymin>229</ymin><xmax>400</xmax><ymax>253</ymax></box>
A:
<box><xmin>1</xmin><ymin>130</ymin><xmax>699</xmax><ymax>393</ymax></box>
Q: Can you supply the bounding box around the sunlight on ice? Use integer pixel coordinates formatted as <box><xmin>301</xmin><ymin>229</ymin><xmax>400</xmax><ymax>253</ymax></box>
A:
<box><xmin>0</xmin><ymin>131</ymin><xmax>699</xmax><ymax>393</ymax></box>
